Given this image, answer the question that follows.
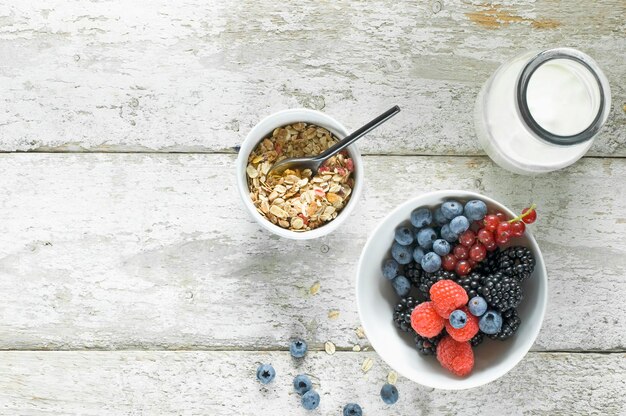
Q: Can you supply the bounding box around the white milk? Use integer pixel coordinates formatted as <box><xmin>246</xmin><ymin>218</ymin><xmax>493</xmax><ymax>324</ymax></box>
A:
<box><xmin>474</xmin><ymin>48</ymin><xmax>611</xmax><ymax>175</ymax></box>
<box><xmin>526</xmin><ymin>59</ymin><xmax>600</xmax><ymax>136</ymax></box>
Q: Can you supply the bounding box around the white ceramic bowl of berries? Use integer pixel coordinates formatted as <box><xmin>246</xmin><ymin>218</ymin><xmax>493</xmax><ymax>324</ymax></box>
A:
<box><xmin>356</xmin><ymin>190</ymin><xmax>547</xmax><ymax>390</ymax></box>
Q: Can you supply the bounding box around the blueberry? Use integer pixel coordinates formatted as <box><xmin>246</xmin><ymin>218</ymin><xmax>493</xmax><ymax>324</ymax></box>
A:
<box><xmin>464</xmin><ymin>200</ymin><xmax>488</xmax><ymax>221</ymax></box>
<box><xmin>391</xmin><ymin>242</ymin><xmax>413</xmax><ymax>265</ymax></box>
<box><xmin>432</xmin><ymin>239</ymin><xmax>451</xmax><ymax>256</ymax></box>
<box><xmin>421</xmin><ymin>252</ymin><xmax>441</xmax><ymax>273</ymax></box>
<box><xmin>412</xmin><ymin>246</ymin><xmax>426</xmax><ymax>263</ymax></box>
<box><xmin>449</xmin><ymin>215</ymin><xmax>470</xmax><ymax>235</ymax></box>
<box><xmin>441</xmin><ymin>200</ymin><xmax>463</xmax><ymax>220</ymax></box>
<box><xmin>410</xmin><ymin>207</ymin><xmax>432</xmax><ymax>228</ymax></box>
<box><xmin>293</xmin><ymin>374</ymin><xmax>313</xmax><ymax>395</ymax></box>
<box><xmin>433</xmin><ymin>207</ymin><xmax>448</xmax><ymax>226</ymax></box>
<box><xmin>394</xmin><ymin>225</ymin><xmax>414</xmax><ymax>245</ymax></box>
<box><xmin>343</xmin><ymin>403</ymin><xmax>363</xmax><ymax>416</ymax></box>
<box><xmin>479</xmin><ymin>310</ymin><xmax>503</xmax><ymax>335</ymax></box>
<box><xmin>301</xmin><ymin>390</ymin><xmax>320</xmax><ymax>410</ymax></box>
<box><xmin>440</xmin><ymin>224</ymin><xmax>458</xmax><ymax>243</ymax></box>
<box><xmin>290</xmin><ymin>339</ymin><xmax>308</xmax><ymax>358</ymax></box>
<box><xmin>449</xmin><ymin>309</ymin><xmax>468</xmax><ymax>329</ymax></box>
<box><xmin>380</xmin><ymin>383</ymin><xmax>399</xmax><ymax>405</ymax></box>
<box><xmin>392</xmin><ymin>275</ymin><xmax>411</xmax><ymax>297</ymax></box>
<box><xmin>417</xmin><ymin>227</ymin><xmax>437</xmax><ymax>249</ymax></box>
<box><xmin>382</xmin><ymin>259</ymin><xmax>400</xmax><ymax>280</ymax></box>
<box><xmin>256</xmin><ymin>364</ymin><xmax>276</xmax><ymax>384</ymax></box>
<box><xmin>468</xmin><ymin>296</ymin><xmax>488</xmax><ymax>317</ymax></box>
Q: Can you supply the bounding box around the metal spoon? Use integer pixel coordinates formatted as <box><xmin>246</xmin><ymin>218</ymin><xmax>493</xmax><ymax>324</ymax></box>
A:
<box><xmin>267</xmin><ymin>105</ymin><xmax>400</xmax><ymax>176</ymax></box>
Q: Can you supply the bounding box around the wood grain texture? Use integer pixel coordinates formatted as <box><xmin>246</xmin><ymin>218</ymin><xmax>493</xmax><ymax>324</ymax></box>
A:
<box><xmin>0</xmin><ymin>1</ymin><xmax>624</xmax><ymax>154</ymax></box>
<box><xmin>0</xmin><ymin>351</ymin><xmax>623</xmax><ymax>415</ymax></box>
<box><xmin>0</xmin><ymin>153</ymin><xmax>624</xmax><ymax>351</ymax></box>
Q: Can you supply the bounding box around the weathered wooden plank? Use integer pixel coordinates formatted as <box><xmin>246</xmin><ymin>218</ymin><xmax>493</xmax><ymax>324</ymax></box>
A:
<box><xmin>0</xmin><ymin>154</ymin><xmax>624</xmax><ymax>351</ymax></box>
<box><xmin>0</xmin><ymin>1</ymin><xmax>624</xmax><ymax>154</ymax></box>
<box><xmin>0</xmin><ymin>351</ymin><xmax>623</xmax><ymax>415</ymax></box>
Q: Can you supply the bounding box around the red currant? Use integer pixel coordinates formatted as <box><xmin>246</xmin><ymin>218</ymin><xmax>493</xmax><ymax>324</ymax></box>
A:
<box><xmin>455</xmin><ymin>260</ymin><xmax>472</xmax><ymax>276</ymax></box>
<box><xmin>483</xmin><ymin>215</ymin><xmax>499</xmax><ymax>232</ymax></box>
<box><xmin>495</xmin><ymin>211</ymin><xmax>507</xmax><ymax>222</ymax></box>
<box><xmin>469</xmin><ymin>243</ymin><xmax>487</xmax><ymax>262</ymax></box>
<box><xmin>495</xmin><ymin>230</ymin><xmax>511</xmax><ymax>245</ymax></box>
<box><xmin>442</xmin><ymin>254</ymin><xmax>457</xmax><ymax>271</ymax></box>
<box><xmin>468</xmin><ymin>258</ymin><xmax>477</xmax><ymax>268</ymax></box>
<box><xmin>511</xmin><ymin>220</ymin><xmax>526</xmax><ymax>237</ymax></box>
<box><xmin>484</xmin><ymin>240</ymin><xmax>498</xmax><ymax>251</ymax></box>
<box><xmin>521</xmin><ymin>207</ymin><xmax>537</xmax><ymax>224</ymax></box>
<box><xmin>497</xmin><ymin>221</ymin><xmax>511</xmax><ymax>234</ymax></box>
<box><xmin>453</xmin><ymin>245</ymin><xmax>469</xmax><ymax>260</ymax></box>
<box><xmin>477</xmin><ymin>229</ymin><xmax>494</xmax><ymax>245</ymax></box>
<box><xmin>459</xmin><ymin>230</ymin><xmax>476</xmax><ymax>247</ymax></box>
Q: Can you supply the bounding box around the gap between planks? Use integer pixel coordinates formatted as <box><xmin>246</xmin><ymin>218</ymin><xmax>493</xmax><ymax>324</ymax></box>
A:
<box><xmin>0</xmin><ymin>150</ymin><xmax>625</xmax><ymax>160</ymax></box>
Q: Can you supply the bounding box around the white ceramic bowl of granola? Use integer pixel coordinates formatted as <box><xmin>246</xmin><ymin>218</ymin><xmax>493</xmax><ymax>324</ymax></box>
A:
<box><xmin>356</xmin><ymin>190</ymin><xmax>548</xmax><ymax>390</ymax></box>
<box><xmin>236</xmin><ymin>109</ymin><xmax>363</xmax><ymax>240</ymax></box>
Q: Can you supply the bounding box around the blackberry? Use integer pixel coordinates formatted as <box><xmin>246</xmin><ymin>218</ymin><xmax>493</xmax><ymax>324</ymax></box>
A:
<box><xmin>403</xmin><ymin>261</ymin><xmax>422</xmax><ymax>286</ymax></box>
<box><xmin>414</xmin><ymin>331</ymin><xmax>444</xmax><ymax>356</ymax></box>
<box><xmin>488</xmin><ymin>308</ymin><xmax>521</xmax><ymax>341</ymax></box>
<box><xmin>479</xmin><ymin>272</ymin><xmax>523</xmax><ymax>312</ymax></box>
<box><xmin>393</xmin><ymin>296</ymin><xmax>418</xmax><ymax>332</ymax></box>
<box><xmin>497</xmin><ymin>246</ymin><xmax>536</xmax><ymax>282</ymax></box>
<box><xmin>470</xmin><ymin>332</ymin><xmax>484</xmax><ymax>347</ymax></box>
<box><xmin>457</xmin><ymin>271</ymin><xmax>483</xmax><ymax>299</ymax></box>
<box><xmin>419</xmin><ymin>270</ymin><xmax>457</xmax><ymax>299</ymax></box>
<box><xmin>475</xmin><ymin>248</ymin><xmax>500</xmax><ymax>275</ymax></box>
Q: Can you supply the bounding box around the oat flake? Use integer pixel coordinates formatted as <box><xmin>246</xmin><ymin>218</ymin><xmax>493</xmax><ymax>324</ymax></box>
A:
<box><xmin>309</xmin><ymin>281</ymin><xmax>321</xmax><ymax>295</ymax></box>
<box><xmin>361</xmin><ymin>357</ymin><xmax>374</xmax><ymax>373</ymax></box>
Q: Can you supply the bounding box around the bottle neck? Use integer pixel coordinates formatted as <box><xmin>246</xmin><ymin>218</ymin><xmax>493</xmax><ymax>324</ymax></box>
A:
<box><xmin>516</xmin><ymin>48</ymin><xmax>607</xmax><ymax>146</ymax></box>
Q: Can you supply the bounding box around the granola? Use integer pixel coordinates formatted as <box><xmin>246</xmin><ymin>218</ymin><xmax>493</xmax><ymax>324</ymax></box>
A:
<box><xmin>246</xmin><ymin>123</ymin><xmax>355</xmax><ymax>232</ymax></box>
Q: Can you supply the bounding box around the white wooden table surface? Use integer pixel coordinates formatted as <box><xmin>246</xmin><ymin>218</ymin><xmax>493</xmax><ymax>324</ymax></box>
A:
<box><xmin>1</xmin><ymin>1</ymin><xmax>625</xmax><ymax>415</ymax></box>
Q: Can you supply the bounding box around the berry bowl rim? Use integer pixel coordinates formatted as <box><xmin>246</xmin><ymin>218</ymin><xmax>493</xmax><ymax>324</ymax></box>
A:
<box><xmin>236</xmin><ymin>108</ymin><xmax>364</xmax><ymax>240</ymax></box>
<box><xmin>355</xmin><ymin>190</ymin><xmax>548</xmax><ymax>390</ymax></box>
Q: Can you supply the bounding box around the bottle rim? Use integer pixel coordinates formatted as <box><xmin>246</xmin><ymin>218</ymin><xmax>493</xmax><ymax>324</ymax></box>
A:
<box><xmin>516</xmin><ymin>48</ymin><xmax>608</xmax><ymax>146</ymax></box>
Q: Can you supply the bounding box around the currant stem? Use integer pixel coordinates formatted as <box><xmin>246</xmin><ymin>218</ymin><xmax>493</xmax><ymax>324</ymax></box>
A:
<box><xmin>508</xmin><ymin>204</ymin><xmax>537</xmax><ymax>223</ymax></box>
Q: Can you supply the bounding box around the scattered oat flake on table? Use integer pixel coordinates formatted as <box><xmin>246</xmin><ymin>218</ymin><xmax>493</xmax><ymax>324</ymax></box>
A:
<box><xmin>361</xmin><ymin>357</ymin><xmax>374</xmax><ymax>373</ymax></box>
<box><xmin>355</xmin><ymin>326</ymin><xmax>366</xmax><ymax>339</ymax></box>
<box><xmin>324</xmin><ymin>341</ymin><xmax>336</xmax><ymax>355</ymax></box>
<box><xmin>328</xmin><ymin>310</ymin><xmax>340</xmax><ymax>320</ymax></box>
<box><xmin>352</xmin><ymin>345</ymin><xmax>361</xmax><ymax>352</ymax></box>
<box><xmin>309</xmin><ymin>281</ymin><xmax>321</xmax><ymax>295</ymax></box>
<box><xmin>387</xmin><ymin>371</ymin><xmax>398</xmax><ymax>385</ymax></box>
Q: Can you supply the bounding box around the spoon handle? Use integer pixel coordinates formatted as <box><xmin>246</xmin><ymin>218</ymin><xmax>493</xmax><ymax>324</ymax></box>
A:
<box><xmin>317</xmin><ymin>105</ymin><xmax>401</xmax><ymax>161</ymax></box>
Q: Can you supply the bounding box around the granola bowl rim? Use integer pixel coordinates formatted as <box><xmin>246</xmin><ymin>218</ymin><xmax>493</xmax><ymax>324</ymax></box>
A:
<box><xmin>236</xmin><ymin>108</ymin><xmax>363</xmax><ymax>240</ymax></box>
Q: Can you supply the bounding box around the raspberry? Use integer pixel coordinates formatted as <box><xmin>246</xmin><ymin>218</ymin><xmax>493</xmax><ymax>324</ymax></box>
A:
<box><xmin>430</xmin><ymin>280</ymin><xmax>469</xmax><ymax>319</ymax></box>
<box><xmin>410</xmin><ymin>301</ymin><xmax>445</xmax><ymax>338</ymax></box>
<box><xmin>445</xmin><ymin>307</ymin><xmax>479</xmax><ymax>342</ymax></box>
<box><xmin>436</xmin><ymin>336</ymin><xmax>474</xmax><ymax>377</ymax></box>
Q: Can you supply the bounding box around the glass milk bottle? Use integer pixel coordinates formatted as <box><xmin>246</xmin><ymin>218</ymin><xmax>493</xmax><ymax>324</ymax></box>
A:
<box><xmin>474</xmin><ymin>48</ymin><xmax>611</xmax><ymax>175</ymax></box>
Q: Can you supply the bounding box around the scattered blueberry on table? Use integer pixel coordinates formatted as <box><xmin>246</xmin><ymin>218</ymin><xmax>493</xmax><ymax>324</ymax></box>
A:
<box><xmin>256</xmin><ymin>364</ymin><xmax>276</xmax><ymax>385</ymax></box>
<box><xmin>289</xmin><ymin>339</ymin><xmax>308</xmax><ymax>358</ymax></box>
<box><xmin>343</xmin><ymin>403</ymin><xmax>363</xmax><ymax>416</ymax></box>
<box><xmin>293</xmin><ymin>374</ymin><xmax>313</xmax><ymax>395</ymax></box>
<box><xmin>380</xmin><ymin>383</ymin><xmax>399</xmax><ymax>405</ymax></box>
<box><xmin>301</xmin><ymin>390</ymin><xmax>320</xmax><ymax>410</ymax></box>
